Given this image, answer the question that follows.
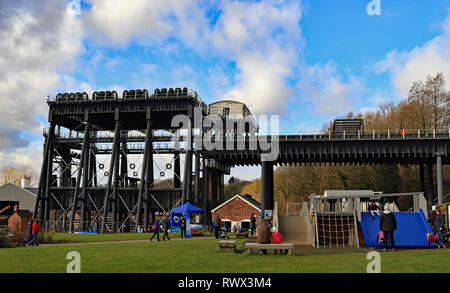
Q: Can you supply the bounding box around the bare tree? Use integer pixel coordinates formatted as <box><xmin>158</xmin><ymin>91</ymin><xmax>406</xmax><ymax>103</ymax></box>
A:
<box><xmin>424</xmin><ymin>73</ymin><xmax>449</xmax><ymax>129</ymax></box>
<box><xmin>0</xmin><ymin>166</ymin><xmax>36</xmax><ymax>186</ymax></box>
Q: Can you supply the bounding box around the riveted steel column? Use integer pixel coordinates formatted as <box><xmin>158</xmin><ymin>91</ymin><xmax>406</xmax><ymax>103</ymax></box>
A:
<box><xmin>426</xmin><ymin>163</ymin><xmax>434</xmax><ymax>210</ymax></box>
<box><xmin>111</xmin><ymin>133</ymin><xmax>120</xmax><ymax>232</ymax></box>
<box><xmin>182</xmin><ymin>121</ymin><xmax>193</xmax><ymax>203</ymax></box>
<box><xmin>203</xmin><ymin>158</ymin><xmax>208</xmax><ymax>226</ymax></box>
<box><xmin>120</xmin><ymin>135</ymin><xmax>128</xmax><ymax>187</ymax></box>
<box><xmin>80</xmin><ymin>127</ymin><xmax>91</xmax><ymax>231</ymax></box>
<box><xmin>69</xmin><ymin>119</ymin><xmax>91</xmax><ymax>232</ymax></box>
<box><xmin>436</xmin><ymin>154</ymin><xmax>444</xmax><ymax>205</ymax></box>
<box><xmin>174</xmin><ymin>150</ymin><xmax>181</xmax><ymax>188</ymax></box>
<box><xmin>143</xmin><ymin>124</ymin><xmax>153</xmax><ymax>229</ymax></box>
<box><xmin>42</xmin><ymin>123</ymin><xmax>56</xmax><ymax>225</ymax></box>
<box><xmin>261</xmin><ymin>160</ymin><xmax>274</xmax><ymax>222</ymax></box>
<box><xmin>194</xmin><ymin>153</ymin><xmax>200</xmax><ymax>205</ymax></box>
<box><xmin>34</xmin><ymin>138</ymin><xmax>49</xmax><ymax>219</ymax></box>
<box><xmin>419</xmin><ymin>163</ymin><xmax>425</xmax><ymax>193</ymax></box>
<box><xmin>137</xmin><ymin>115</ymin><xmax>151</xmax><ymax>228</ymax></box>
<box><xmin>89</xmin><ymin>149</ymin><xmax>97</xmax><ymax>187</ymax></box>
<box><xmin>101</xmin><ymin>119</ymin><xmax>120</xmax><ymax>233</ymax></box>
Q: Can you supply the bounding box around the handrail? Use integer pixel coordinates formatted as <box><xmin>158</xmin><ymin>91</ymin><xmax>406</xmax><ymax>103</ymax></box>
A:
<box><xmin>45</xmin><ymin>127</ymin><xmax>450</xmax><ymax>141</ymax></box>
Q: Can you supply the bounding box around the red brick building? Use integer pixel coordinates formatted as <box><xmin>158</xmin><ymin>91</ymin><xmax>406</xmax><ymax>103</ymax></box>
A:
<box><xmin>211</xmin><ymin>194</ymin><xmax>261</xmax><ymax>232</ymax></box>
<box><xmin>8</xmin><ymin>205</ymin><xmax>32</xmax><ymax>233</ymax></box>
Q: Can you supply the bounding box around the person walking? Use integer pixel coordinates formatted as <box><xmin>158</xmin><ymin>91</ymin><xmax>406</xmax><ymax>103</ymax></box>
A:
<box><xmin>28</xmin><ymin>219</ymin><xmax>40</xmax><ymax>247</ymax></box>
<box><xmin>180</xmin><ymin>215</ymin><xmax>187</xmax><ymax>238</ymax></box>
<box><xmin>257</xmin><ymin>219</ymin><xmax>271</xmax><ymax>254</ymax></box>
<box><xmin>214</xmin><ymin>215</ymin><xmax>221</xmax><ymax>239</ymax></box>
<box><xmin>379</xmin><ymin>205</ymin><xmax>397</xmax><ymax>252</ymax></box>
<box><xmin>161</xmin><ymin>213</ymin><xmax>171</xmax><ymax>241</ymax></box>
<box><xmin>23</xmin><ymin>219</ymin><xmax>33</xmax><ymax>247</ymax></box>
<box><xmin>150</xmin><ymin>218</ymin><xmax>160</xmax><ymax>241</ymax></box>
<box><xmin>250</xmin><ymin>213</ymin><xmax>256</xmax><ymax>237</ymax></box>
<box><xmin>433</xmin><ymin>207</ymin><xmax>446</xmax><ymax>248</ymax></box>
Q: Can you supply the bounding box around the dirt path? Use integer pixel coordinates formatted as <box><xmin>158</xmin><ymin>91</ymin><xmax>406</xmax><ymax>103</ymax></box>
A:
<box><xmin>40</xmin><ymin>236</ymin><xmax>216</xmax><ymax>246</ymax></box>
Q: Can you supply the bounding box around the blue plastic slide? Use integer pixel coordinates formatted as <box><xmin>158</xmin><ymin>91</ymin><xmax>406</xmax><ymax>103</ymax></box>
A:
<box><xmin>360</xmin><ymin>209</ymin><xmax>433</xmax><ymax>247</ymax></box>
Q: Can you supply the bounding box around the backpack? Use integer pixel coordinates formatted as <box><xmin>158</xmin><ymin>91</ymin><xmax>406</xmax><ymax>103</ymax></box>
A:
<box><xmin>152</xmin><ymin>223</ymin><xmax>157</xmax><ymax>231</ymax></box>
<box><xmin>272</xmin><ymin>231</ymin><xmax>283</xmax><ymax>244</ymax></box>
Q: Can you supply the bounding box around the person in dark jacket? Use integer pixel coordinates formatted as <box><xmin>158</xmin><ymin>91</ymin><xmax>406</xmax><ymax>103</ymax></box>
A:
<box><xmin>150</xmin><ymin>218</ymin><xmax>160</xmax><ymax>241</ymax></box>
<box><xmin>428</xmin><ymin>209</ymin><xmax>437</xmax><ymax>233</ymax></box>
<box><xmin>433</xmin><ymin>207</ymin><xmax>446</xmax><ymax>248</ymax></box>
<box><xmin>180</xmin><ymin>215</ymin><xmax>187</xmax><ymax>238</ymax></box>
<box><xmin>379</xmin><ymin>205</ymin><xmax>397</xmax><ymax>251</ymax></box>
<box><xmin>161</xmin><ymin>213</ymin><xmax>171</xmax><ymax>241</ymax></box>
<box><xmin>23</xmin><ymin>219</ymin><xmax>33</xmax><ymax>247</ymax></box>
<box><xmin>258</xmin><ymin>219</ymin><xmax>271</xmax><ymax>254</ymax></box>
<box><xmin>250</xmin><ymin>213</ymin><xmax>256</xmax><ymax>237</ymax></box>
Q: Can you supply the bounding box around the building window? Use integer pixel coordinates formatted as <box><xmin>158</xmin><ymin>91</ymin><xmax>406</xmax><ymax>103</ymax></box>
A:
<box><xmin>241</xmin><ymin>221</ymin><xmax>250</xmax><ymax>230</ymax></box>
<box><xmin>223</xmin><ymin>108</ymin><xmax>229</xmax><ymax>117</ymax></box>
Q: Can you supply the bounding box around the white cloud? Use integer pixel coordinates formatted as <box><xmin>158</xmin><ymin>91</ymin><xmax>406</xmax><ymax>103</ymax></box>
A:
<box><xmin>84</xmin><ymin>0</ymin><xmax>209</xmax><ymax>46</ymax></box>
<box><xmin>0</xmin><ymin>0</ymin><xmax>84</xmax><ymax>169</ymax></box>
<box><xmin>374</xmin><ymin>12</ymin><xmax>450</xmax><ymax>96</ymax></box>
<box><xmin>0</xmin><ymin>141</ymin><xmax>44</xmax><ymax>177</ymax></box>
<box><xmin>210</xmin><ymin>0</ymin><xmax>303</xmax><ymax>114</ymax></box>
<box><xmin>84</xmin><ymin>0</ymin><xmax>304</xmax><ymax>114</ymax></box>
<box><xmin>297</xmin><ymin>62</ymin><xmax>365</xmax><ymax>115</ymax></box>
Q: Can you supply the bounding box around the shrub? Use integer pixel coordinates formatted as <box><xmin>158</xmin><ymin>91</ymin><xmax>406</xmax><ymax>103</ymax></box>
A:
<box><xmin>0</xmin><ymin>231</ymin><xmax>11</xmax><ymax>248</ymax></box>
<box><xmin>38</xmin><ymin>231</ymin><xmax>56</xmax><ymax>244</ymax></box>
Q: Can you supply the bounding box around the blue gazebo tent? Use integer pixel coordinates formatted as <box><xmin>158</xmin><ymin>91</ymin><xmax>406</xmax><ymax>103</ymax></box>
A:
<box><xmin>170</xmin><ymin>202</ymin><xmax>205</xmax><ymax>237</ymax></box>
<box><xmin>171</xmin><ymin>202</ymin><xmax>205</xmax><ymax>214</ymax></box>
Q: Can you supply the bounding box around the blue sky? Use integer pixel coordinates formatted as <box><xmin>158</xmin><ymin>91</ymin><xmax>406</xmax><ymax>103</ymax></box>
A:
<box><xmin>65</xmin><ymin>0</ymin><xmax>450</xmax><ymax>132</ymax></box>
<box><xmin>1</xmin><ymin>0</ymin><xmax>449</xmax><ymax>180</ymax></box>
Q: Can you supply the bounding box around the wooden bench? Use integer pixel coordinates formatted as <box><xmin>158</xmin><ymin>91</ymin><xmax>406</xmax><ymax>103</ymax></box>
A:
<box><xmin>244</xmin><ymin>242</ymin><xmax>294</xmax><ymax>255</ymax></box>
<box><xmin>218</xmin><ymin>240</ymin><xmax>236</xmax><ymax>252</ymax></box>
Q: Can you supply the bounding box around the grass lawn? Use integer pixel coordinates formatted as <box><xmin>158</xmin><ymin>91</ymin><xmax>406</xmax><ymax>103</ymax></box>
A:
<box><xmin>0</xmin><ymin>238</ymin><xmax>449</xmax><ymax>273</ymax></box>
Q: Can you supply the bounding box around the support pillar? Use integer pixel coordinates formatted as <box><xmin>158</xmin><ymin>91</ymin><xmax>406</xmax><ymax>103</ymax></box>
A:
<box><xmin>35</xmin><ymin>139</ymin><xmax>49</xmax><ymax>220</ymax></box>
<box><xmin>120</xmin><ymin>138</ymin><xmax>128</xmax><ymax>187</ymax></box>
<box><xmin>174</xmin><ymin>151</ymin><xmax>181</xmax><ymax>188</ymax></box>
<box><xmin>101</xmin><ymin>119</ymin><xmax>120</xmax><ymax>233</ymax></box>
<box><xmin>436</xmin><ymin>154</ymin><xmax>444</xmax><ymax>205</ymax></box>
<box><xmin>182</xmin><ymin>125</ymin><xmax>193</xmax><ymax>203</ymax></box>
<box><xmin>203</xmin><ymin>160</ymin><xmax>208</xmax><ymax>227</ymax></box>
<box><xmin>42</xmin><ymin>123</ymin><xmax>56</xmax><ymax>226</ymax></box>
<box><xmin>194</xmin><ymin>152</ymin><xmax>200</xmax><ymax>205</ymax></box>
<box><xmin>144</xmin><ymin>129</ymin><xmax>153</xmax><ymax>229</ymax></box>
<box><xmin>137</xmin><ymin>118</ymin><xmax>152</xmax><ymax>228</ymax></box>
<box><xmin>89</xmin><ymin>132</ymin><xmax>98</xmax><ymax>187</ymax></box>
<box><xmin>80</xmin><ymin>129</ymin><xmax>91</xmax><ymax>231</ymax></box>
<box><xmin>260</xmin><ymin>161</ymin><xmax>274</xmax><ymax>223</ymax></box>
<box><xmin>69</xmin><ymin>120</ymin><xmax>91</xmax><ymax>232</ymax></box>
<box><xmin>89</xmin><ymin>149</ymin><xmax>97</xmax><ymax>187</ymax></box>
<box><xmin>426</xmin><ymin>163</ymin><xmax>434</xmax><ymax>210</ymax></box>
<box><xmin>419</xmin><ymin>163</ymin><xmax>425</xmax><ymax>193</ymax></box>
<box><xmin>111</xmin><ymin>135</ymin><xmax>120</xmax><ymax>232</ymax></box>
